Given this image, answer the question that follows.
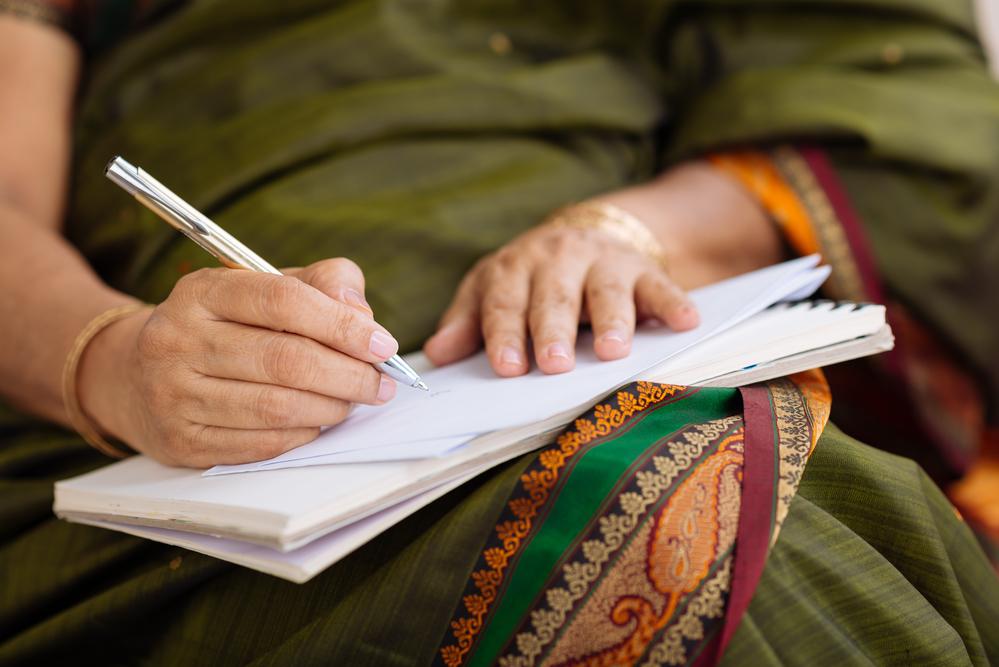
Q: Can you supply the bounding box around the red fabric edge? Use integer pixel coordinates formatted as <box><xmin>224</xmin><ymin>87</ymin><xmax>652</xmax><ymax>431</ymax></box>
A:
<box><xmin>797</xmin><ymin>145</ymin><xmax>886</xmax><ymax>305</ymax></box>
<box><xmin>697</xmin><ymin>385</ymin><xmax>779</xmax><ymax>665</ymax></box>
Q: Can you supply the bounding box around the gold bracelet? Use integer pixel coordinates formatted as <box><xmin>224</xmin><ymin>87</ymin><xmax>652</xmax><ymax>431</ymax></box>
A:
<box><xmin>542</xmin><ymin>201</ymin><xmax>668</xmax><ymax>270</ymax></box>
<box><xmin>61</xmin><ymin>303</ymin><xmax>154</xmax><ymax>459</ymax></box>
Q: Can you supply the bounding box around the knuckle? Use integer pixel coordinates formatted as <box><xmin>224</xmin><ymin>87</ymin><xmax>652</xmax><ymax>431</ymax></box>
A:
<box><xmin>307</xmin><ymin>257</ymin><xmax>365</xmax><ymax>295</ymax></box>
<box><xmin>587</xmin><ymin>278</ymin><xmax>628</xmax><ymax>303</ymax></box>
<box><xmin>541</xmin><ymin>228</ymin><xmax>588</xmax><ymax>256</ymax></box>
<box><xmin>163</xmin><ymin>424</ymin><xmax>206</xmax><ymax>465</ymax></box>
<box><xmin>325</xmin><ymin>304</ymin><xmax>361</xmax><ymax>346</ymax></box>
<box><xmin>260</xmin><ymin>277</ymin><xmax>307</xmax><ymax>317</ymax></box>
<box><xmin>243</xmin><ymin>435</ymin><xmax>283</xmax><ymax>462</ymax></box>
<box><xmin>173</xmin><ymin>268</ymin><xmax>222</xmax><ymax>309</ymax></box>
<box><xmin>493</xmin><ymin>248</ymin><xmax>522</xmax><ymax>272</ymax></box>
<box><xmin>329</xmin><ymin>257</ymin><xmax>363</xmax><ymax>281</ymax></box>
<box><xmin>262</xmin><ymin>335</ymin><xmax>318</xmax><ymax>390</ymax></box>
<box><xmin>254</xmin><ymin>386</ymin><xmax>297</xmax><ymax>430</ymax></box>
<box><xmin>481</xmin><ymin>288</ymin><xmax>525</xmax><ymax>316</ymax></box>
<box><xmin>173</xmin><ymin>267</ymin><xmax>212</xmax><ymax>294</ymax></box>
<box><xmin>341</xmin><ymin>364</ymin><xmax>376</xmax><ymax>402</ymax></box>
<box><xmin>533</xmin><ymin>286</ymin><xmax>577</xmax><ymax>311</ymax></box>
<box><xmin>137</xmin><ymin>316</ymin><xmax>183</xmax><ymax>363</ymax></box>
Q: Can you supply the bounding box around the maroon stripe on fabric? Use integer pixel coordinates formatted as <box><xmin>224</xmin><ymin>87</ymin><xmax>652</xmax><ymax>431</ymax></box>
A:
<box><xmin>797</xmin><ymin>145</ymin><xmax>886</xmax><ymax>305</ymax></box>
<box><xmin>708</xmin><ymin>384</ymin><xmax>779</xmax><ymax>663</ymax></box>
<box><xmin>689</xmin><ymin>620</ymin><xmax>723</xmax><ymax>667</ymax></box>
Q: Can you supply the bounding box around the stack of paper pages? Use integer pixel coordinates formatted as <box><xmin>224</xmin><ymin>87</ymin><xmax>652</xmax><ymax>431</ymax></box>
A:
<box><xmin>54</xmin><ymin>256</ymin><xmax>893</xmax><ymax>582</ymax></box>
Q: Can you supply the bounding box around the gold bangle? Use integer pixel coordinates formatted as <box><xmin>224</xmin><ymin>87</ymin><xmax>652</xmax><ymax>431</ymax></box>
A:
<box><xmin>542</xmin><ymin>201</ymin><xmax>668</xmax><ymax>270</ymax></box>
<box><xmin>61</xmin><ymin>303</ymin><xmax>154</xmax><ymax>459</ymax></box>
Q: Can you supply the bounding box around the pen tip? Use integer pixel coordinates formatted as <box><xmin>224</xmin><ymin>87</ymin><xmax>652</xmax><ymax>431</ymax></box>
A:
<box><xmin>416</xmin><ymin>381</ymin><xmax>429</xmax><ymax>391</ymax></box>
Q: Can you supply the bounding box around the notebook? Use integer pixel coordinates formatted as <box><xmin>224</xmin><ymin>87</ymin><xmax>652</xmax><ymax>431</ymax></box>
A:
<box><xmin>54</xmin><ymin>257</ymin><xmax>892</xmax><ymax>582</ymax></box>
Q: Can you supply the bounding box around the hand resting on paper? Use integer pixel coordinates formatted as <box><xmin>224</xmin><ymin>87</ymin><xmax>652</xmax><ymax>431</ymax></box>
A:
<box><xmin>0</xmin><ymin>19</ymin><xmax>781</xmax><ymax>470</ymax></box>
<box><xmin>424</xmin><ymin>161</ymin><xmax>787</xmax><ymax>376</ymax></box>
<box><xmin>75</xmin><ymin>259</ymin><xmax>399</xmax><ymax>468</ymax></box>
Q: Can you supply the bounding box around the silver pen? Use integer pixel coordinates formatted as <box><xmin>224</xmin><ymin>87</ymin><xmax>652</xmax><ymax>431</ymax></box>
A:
<box><xmin>105</xmin><ymin>156</ymin><xmax>429</xmax><ymax>391</ymax></box>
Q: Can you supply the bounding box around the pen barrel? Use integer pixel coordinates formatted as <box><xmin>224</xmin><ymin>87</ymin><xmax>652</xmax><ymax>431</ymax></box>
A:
<box><xmin>133</xmin><ymin>191</ymin><xmax>281</xmax><ymax>274</ymax></box>
<box><xmin>106</xmin><ymin>156</ymin><xmax>427</xmax><ymax>390</ymax></box>
<box><xmin>378</xmin><ymin>356</ymin><xmax>423</xmax><ymax>388</ymax></box>
<box><xmin>107</xmin><ymin>156</ymin><xmax>281</xmax><ymax>275</ymax></box>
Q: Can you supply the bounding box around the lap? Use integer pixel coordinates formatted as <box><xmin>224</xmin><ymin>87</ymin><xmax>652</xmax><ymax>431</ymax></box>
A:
<box><xmin>1</xmin><ymin>408</ymin><xmax>997</xmax><ymax>666</ymax></box>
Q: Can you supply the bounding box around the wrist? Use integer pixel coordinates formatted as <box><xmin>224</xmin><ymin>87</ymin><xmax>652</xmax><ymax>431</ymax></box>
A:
<box><xmin>73</xmin><ymin>304</ymin><xmax>154</xmax><ymax>455</ymax></box>
<box><xmin>594</xmin><ymin>161</ymin><xmax>786</xmax><ymax>289</ymax></box>
<box><xmin>542</xmin><ymin>201</ymin><xmax>669</xmax><ymax>271</ymax></box>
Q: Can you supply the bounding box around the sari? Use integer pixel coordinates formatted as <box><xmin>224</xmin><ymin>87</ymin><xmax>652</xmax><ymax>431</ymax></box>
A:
<box><xmin>1</xmin><ymin>0</ymin><xmax>999</xmax><ymax>664</ymax></box>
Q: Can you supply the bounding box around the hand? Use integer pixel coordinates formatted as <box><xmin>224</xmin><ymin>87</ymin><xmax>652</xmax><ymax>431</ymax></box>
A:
<box><xmin>77</xmin><ymin>258</ymin><xmax>399</xmax><ymax>467</ymax></box>
<box><xmin>422</xmin><ymin>221</ymin><xmax>700</xmax><ymax>377</ymax></box>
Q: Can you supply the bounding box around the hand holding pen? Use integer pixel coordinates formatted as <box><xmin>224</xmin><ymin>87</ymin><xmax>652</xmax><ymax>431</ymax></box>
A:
<box><xmin>102</xmin><ymin>157</ymin><xmax>425</xmax><ymax>467</ymax></box>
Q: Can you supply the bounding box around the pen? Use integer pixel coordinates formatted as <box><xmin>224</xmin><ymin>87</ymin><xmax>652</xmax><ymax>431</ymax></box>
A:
<box><xmin>105</xmin><ymin>156</ymin><xmax>429</xmax><ymax>391</ymax></box>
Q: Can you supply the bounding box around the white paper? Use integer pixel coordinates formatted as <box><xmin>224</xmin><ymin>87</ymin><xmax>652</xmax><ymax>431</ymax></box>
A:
<box><xmin>207</xmin><ymin>256</ymin><xmax>826</xmax><ymax>475</ymax></box>
<box><xmin>74</xmin><ymin>467</ymin><xmax>479</xmax><ymax>583</ymax></box>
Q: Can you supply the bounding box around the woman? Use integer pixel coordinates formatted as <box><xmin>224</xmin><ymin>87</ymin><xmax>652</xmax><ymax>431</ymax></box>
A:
<box><xmin>0</xmin><ymin>0</ymin><xmax>997</xmax><ymax>665</ymax></box>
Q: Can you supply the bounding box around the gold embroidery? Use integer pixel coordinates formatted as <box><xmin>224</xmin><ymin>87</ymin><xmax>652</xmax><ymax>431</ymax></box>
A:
<box><xmin>639</xmin><ymin>557</ymin><xmax>733</xmax><ymax>667</ymax></box>
<box><xmin>441</xmin><ymin>383</ymin><xmax>685</xmax><ymax>667</ymax></box>
<box><xmin>771</xmin><ymin>145</ymin><xmax>868</xmax><ymax>303</ymax></box>
<box><xmin>765</xmin><ymin>377</ymin><xmax>816</xmax><ymax>549</ymax></box>
<box><xmin>788</xmin><ymin>368</ymin><xmax>831</xmax><ymax>449</ymax></box>
<box><xmin>498</xmin><ymin>417</ymin><xmax>742</xmax><ymax>667</ymax></box>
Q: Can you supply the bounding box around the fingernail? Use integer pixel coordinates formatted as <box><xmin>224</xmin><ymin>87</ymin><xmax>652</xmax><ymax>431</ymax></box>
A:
<box><xmin>598</xmin><ymin>329</ymin><xmax>627</xmax><ymax>345</ymax></box>
<box><xmin>376</xmin><ymin>376</ymin><xmax>397</xmax><ymax>403</ymax></box>
<box><xmin>369</xmin><ymin>330</ymin><xmax>399</xmax><ymax>359</ymax></box>
<box><xmin>341</xmin><ymin>288</ymin><xmax>373</xmax><ymax>317</ymax></box>
<box><xmin>546</xmin><ymin>342</ymin><xmax>571</xmax><ymax>360</ymax></box>
<box><xmin>499</xmin><ymin>347</ymin><xmax>524</xmax><ymax>366</ymax></box>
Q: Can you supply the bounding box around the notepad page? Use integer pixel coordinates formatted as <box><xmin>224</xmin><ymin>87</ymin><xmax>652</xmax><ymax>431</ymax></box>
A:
<box><xmin>208</xmin><ymin>257</ymin><xmax>827</xmax><ymax>474</ymax></box>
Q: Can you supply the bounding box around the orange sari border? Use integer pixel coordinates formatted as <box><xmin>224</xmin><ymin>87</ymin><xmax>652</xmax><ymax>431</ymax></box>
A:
<box><xmin>706</xmin><ymin>146</ymin><xmax>872</xmax><ymax>304</ymax></box>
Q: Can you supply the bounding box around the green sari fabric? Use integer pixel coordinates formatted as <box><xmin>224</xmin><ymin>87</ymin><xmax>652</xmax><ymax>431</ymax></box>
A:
<box><xmin>2</xmin><ymin>0</ymin><xmax>999</xmax><ymax>664</ymax></box>
<box><xmin>2</xmin><ymin>398</ymin><xmax>997</xmax><ymax>665</ymax></box>
<box><xmin>64</xmin><ymin>0</ymin><xmax>999</xmax><ymax>365</ymax></box>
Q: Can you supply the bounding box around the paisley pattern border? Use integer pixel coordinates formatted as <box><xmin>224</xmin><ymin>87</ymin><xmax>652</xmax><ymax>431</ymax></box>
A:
<box><xmin>437</xmin><ymin>374</ymin><xmax>831</xmax><ymax>667</ymax></box>
<box><xmin>495</xmin><ymin>417</ymin><xmax>744</xmax><ymax>667</ymax></box>
<box><xmin>437</xmin><ymin>383</ymin><xmax>695</xmax><ymax>667</ymax></box>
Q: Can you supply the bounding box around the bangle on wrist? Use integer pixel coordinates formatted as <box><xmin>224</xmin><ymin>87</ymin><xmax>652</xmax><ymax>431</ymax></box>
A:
<box><xmin>542</xmin><ymin>201</ymin><xmax>668</xmax><ymax>270</ymax></box>
<box><xmin>61</xmin><ymin>303</ymin><xmax>154</xmax><ymax>459</ymax></box>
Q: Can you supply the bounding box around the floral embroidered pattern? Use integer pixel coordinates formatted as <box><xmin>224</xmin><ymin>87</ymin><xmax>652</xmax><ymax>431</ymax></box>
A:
<box><xmin>770</xmin><ymin>145</ymin><xmax>869</xmax><ymax>303</ymax></box>
<box><xmin>766</xmin><ymin>373</ymin><xmax>830</xmax><ymax>548</ymax></box>
<box><xmin>495</xmin><ymin>417</ymin><xmax>743</xmax><ymax>667</ymax></box>
<box><xmin>639</xmin><ymin>557</ymin><xmax>733</xmax><ymax>667</ymax></box>
<box><xmin>438</xmin><ymin>373</ymin><xmax>830</xmax><ymax>667</ymax></box>
<box><xmin>439</xmin><ymin>382</ymin><xmax>690</xmax><ymax>667</ymax></box>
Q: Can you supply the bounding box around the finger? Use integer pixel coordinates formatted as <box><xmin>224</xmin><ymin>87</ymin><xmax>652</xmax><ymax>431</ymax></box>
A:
<box><xmin>286</xmin><ymin>258</ymin><xmax>374</xmax><ymax>319</ymax></box>
<box><xmin>528</xmin><ymin>258</ymin><xmax>589</xmax><ymax>375</ymax></box>
<box><xmin>635</xmin><ymin>270</ymin><xmax>700</xmax><ymax>331</ymax></box>
<box><xmin>178</xmin><ymin>376</ymin><xmax>357</xmax><ymax>431</ymax></box>
<box><xmin>162</xmin><ymin>423</ymin><xmax>324</xmax><ymax>468</ymax></box>
<box><xmin>479</xmin><ymin>252</ymin><xmax>532</xmax><ymax>377</ymax></box>
<box><xmin>585</xmin><ymin>260</ymin><xmax>639</xmax><ymax>361</ymax></box>
<box><xmin>194</xmin><ymin>322</ymin><xmax>393</xmax><ymax>405</ymax></box>
<box><xmin>423</xmin><ymin>269</ymin><xmax>483</xmax><ymax>366</ymax></box>
<box><xmin>175</xmin><ymin>268</ymin><xmax>398</xmax><ymax>364</ymax></box>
